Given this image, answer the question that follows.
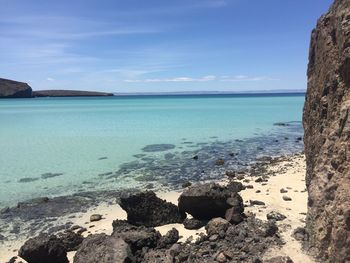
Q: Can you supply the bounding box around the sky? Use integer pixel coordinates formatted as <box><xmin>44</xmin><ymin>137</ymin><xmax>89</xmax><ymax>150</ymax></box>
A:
<box><xmin>0</xmin><ymin>0</ymin><xmax>333</xmax><ymax>93</ymax></box>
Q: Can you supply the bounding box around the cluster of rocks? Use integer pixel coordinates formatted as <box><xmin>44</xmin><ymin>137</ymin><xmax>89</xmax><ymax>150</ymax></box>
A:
<box><xmin>12</xmin><ymin>183</ymin><xmax>291</xmax><ymax>263</ymax></box>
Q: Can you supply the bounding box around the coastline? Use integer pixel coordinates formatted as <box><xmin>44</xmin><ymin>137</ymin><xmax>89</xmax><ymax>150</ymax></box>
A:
<box><xmin>0</xmin><ymin>152</ymin><xmax>315</xmax><ymax>263</ymax></box>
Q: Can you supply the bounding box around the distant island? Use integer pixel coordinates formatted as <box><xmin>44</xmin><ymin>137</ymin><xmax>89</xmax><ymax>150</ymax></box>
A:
<box><xmin>0</xmin><ymin>78</ymin><xmax>114</xmax><ymax>98</ymax></box>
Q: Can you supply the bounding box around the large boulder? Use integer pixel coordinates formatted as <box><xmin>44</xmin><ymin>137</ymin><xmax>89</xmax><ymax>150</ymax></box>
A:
<box><xmin>303</xmin><ymin>0</ymin><xmax>350</xmax><ymax>261</ymax></box>
<box><xmin>18</xmin><ymin>233</ymin><xmax>68</xmax><ymax>263</ymax></box>
<box><xmin>73</xmin><ymin>234</ymin><xmax>134</xmax><ymax>263</ymax></box>
<box><xmin>178</xmin><ymin>183</ymin><xmax>243</xmax><ymax>220</ymax></box>
<box><xmin>0</xmin><ymin>78</ymin><xmax>32</xmax><ymax>98</ymax></box>
<box><xmin>57</xmin><ymin>230</ymin><xmax>84</xmax><ymax>251</ymax></box>
<box><xmin>119</xmin><ymin>191</ymin><xmax>186</xmax><ymax>227</ymax></box>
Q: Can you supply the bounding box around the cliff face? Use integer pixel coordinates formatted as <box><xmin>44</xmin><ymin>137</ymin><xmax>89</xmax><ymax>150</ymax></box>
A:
<box><xmin>303</xmin><ymin>0</ymin><xmax>350</xmax><ymax>261</ymax></box>
<box><xmin>0</xmin><ymin>78</ymin><xmax>32</xmax><ymax>98</ymax></box>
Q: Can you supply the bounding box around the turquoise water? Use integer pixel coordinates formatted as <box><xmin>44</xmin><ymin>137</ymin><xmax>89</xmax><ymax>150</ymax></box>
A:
<box><xmin>0</xmin><ymin>94</ymin><xmax>305</xmax><ymax>206</ymax></box>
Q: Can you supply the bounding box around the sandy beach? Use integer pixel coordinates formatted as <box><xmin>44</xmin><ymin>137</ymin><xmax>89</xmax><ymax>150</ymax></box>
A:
<box><xmin>0</xmin><ymin>153</ymin><xmax>315</xmax><ymax>263</ymax></box>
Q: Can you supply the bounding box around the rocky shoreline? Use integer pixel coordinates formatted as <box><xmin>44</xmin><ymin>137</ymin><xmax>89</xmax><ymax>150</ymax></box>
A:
<box><xmin>0</xmin><ymin>153</ymin><xmax>315</xmax><ymax>263</ymax></box>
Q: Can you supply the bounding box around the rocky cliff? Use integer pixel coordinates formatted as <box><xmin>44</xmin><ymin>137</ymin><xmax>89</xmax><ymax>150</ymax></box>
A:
<box><xmin>303</xmin><ymin>0</ymin><xmax>350</xmax><ymax>262</ymax></box>
<box><xmin>0</xmin><ymin>78</ymin><xmax>32</xmax><ymax>98</ymax></box>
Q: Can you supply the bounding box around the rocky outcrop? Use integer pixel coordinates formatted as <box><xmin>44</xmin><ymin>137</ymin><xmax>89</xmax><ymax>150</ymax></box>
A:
<box><xmin>0</xmin><ymin>78</ymin><xmax>32</xmax><ymax>98</ymax></box>
<box><xmin>303</xmin><ymin>0</ymin><xmax>350</xmax><ymax>261</ymax></box>
<box><xmin>18</xmin><ymin>233</ymin><xmax>68</xmax><ymax>263</ymax></box>
<box><xmin>178</xmin><ymin>182</ymin><xmax>244</xmax><ymax>221</ymax></box>
<box><xmin>119</xmin><ymin>191</ymin><xmax>186</xmax><ymax>227</ymax></box>
<box><xmin>33</xmin><ymin>90</ymin><xmax>113</xmax><ymax>97</ymax></box>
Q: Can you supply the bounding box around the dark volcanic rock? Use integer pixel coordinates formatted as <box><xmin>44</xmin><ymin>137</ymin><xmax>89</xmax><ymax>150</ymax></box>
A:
<box><xmin>265</xmin><ymin>256</ymin><xmax>294</xmax><ymax>263</ymax></box>
<box><xmin>157</xmin><ymin>228</ymin><xmax>179</xmax><ymax>249</ymax></box>
<box><xmin>178</xmin><ymin>183</ymin><xmax>242</xmax><ymax>220</ymax></box>
<box><xmin>266</xmin><ymin>211</ymin><xmax>287</xmax><ymax>221</ymax></box>
<box><xmin>183</xmin><ymin>218</ymin><xmax>206</xmax><ymax>230</ymax></box>
<box><xmin>111</xmin><ymin>220</ymin><xmax>161</xmax><ymax>252</ymax></box>
<box><xmin>57</xmin><ymin>230</ymin><xmax>84</xmax><ymax>251</ymax></box>
<box><xmin>18</xmin><ymin>233</ymin><xmax>68</xmax><ymax>263</ymax></box>
<box><xmin>303</xmin><ymin>0</ymin><xmax>350</xmax><ymax>261</ymax></box>
<box><xmin>73</xmin><ymin>234</ymin><xmax>134</xmax><ymax>263</ymax></box>
<box><xmin>0</xmin><ymin>78</ymin><xmax>32</xmax><ymax>98</ymax></box>
<box><xmin>119</xmin><ymin>191</ymin><xmax>185</xmax><ymax>227</ymax></box>
<box><xmin>33</xmin><ymin>90</ymin><xmax>113</xmax><ymax>97</ymax></box>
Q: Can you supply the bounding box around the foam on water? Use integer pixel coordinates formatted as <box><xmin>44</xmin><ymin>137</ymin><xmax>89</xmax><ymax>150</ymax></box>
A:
<box><xmin>0</xmin><ymin>94</ymin><xmax>304</xmax><ymax>206</ymax></box>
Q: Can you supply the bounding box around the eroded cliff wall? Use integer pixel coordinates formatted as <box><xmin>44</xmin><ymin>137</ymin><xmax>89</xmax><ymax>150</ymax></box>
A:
<box><xmin>303</xmin><ymin>0</ymin><xmax>350</xmax><ymax>261</ymax></box>
<box><xmin>0</xmin><ymin>78</ymin><xmax>32</xmax><ymax>98</ymax></box>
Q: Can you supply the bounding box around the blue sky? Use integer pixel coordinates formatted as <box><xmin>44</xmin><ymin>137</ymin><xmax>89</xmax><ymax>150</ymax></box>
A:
<box><xmin>0</xmin><ymin>0</ymin><xmax>333</xmax><ymax>93</ymax></box>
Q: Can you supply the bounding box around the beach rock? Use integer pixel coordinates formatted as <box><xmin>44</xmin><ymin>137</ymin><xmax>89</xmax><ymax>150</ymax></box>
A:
<box><xmin>178</xmin><ymin>183</ymin><xmax>241</xmax><ymax>220</ymax></box>
<box><xmin>205</xmin><ymin>217</ymin><xmax>230</xmax><ymax>235</ymax></box>
<box><xmin>265</xmin><ymin>256</ymin><xmax>294</xmax><ymax>263</ymax></box>
<box><xmin>90</xmin><ymin>214</ymin><xmax>102</xmax><ymax>222</ymax></box>
<box><xmin>73</xmin><ymin>234</ymin><xmax>134</xmax><ymax>263</ymax></box>
<box><xmin>280</xmin><ymin>188</ymin><xmax>288</xmax><ymax>193</ymax></box>
<box><xmin>264</xmin><ymin>220</ymin><xmax>279</xmax><ymax>237</ymax></box>
<box><xmin>225</xmin><ymin>207</ymin><xmax>244</xmax><ymax>224</ymax></box>
<box><xmin>141</xmin><ymin>249</ymin><xmax>170</xmax><ymax>262</ymax></box>
<box><xmin>303</xmin><ymin>0</ymin><xmax>350</xmax><ymax>261</ymax></box>
<box><xmin>119</xmin><ymin>191</ymin><xmax>185</xmax><ymax>227</ymax></box>
<box><xmin>267</xmin><ymin>211</ymin><xmax>287</xmax><ymax>221</ymax></box>
<box><xmin>18</xmin><ymin>233</ymin><xmax>68</xmax><ymax>263</ymax></box>
<box><xmin>0</xmin><ymin>78</ymin><xmax>32</xmax><ymax>98</ymax></box>
<box><xmin>111</xmin><ymin>220</ymin><xmax>161</xmax><ymax>251</ymax></box>
<box><xmin>57</xmin><ymin>230</ymin><xmax>84</xmax><ymax>251</ymax></box>
<box><xmin>157</xmin><ymin>228</ymin><xmax>179</xmax><ymax>249</ymax></box>
<box><xmin>292</xmin><ymin>227</ymin><xmax>308</xmax><ymax>241</ymax></box>
<box><xmin>183</xmin><ymin>218</ymin><xmax>205</xmax><ymax>230</ymax></box>
<box><xmin>250</xmin><ymin>200</ymin><xmax>265</xmax><ymax>206</ymax></box>
<box><xmin>282</xmin><ymin>196</ymin><xmax>292</xmax><ymax>201</ymax></box>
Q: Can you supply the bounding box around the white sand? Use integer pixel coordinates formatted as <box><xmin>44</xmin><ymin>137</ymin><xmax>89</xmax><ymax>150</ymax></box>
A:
<box><xmin>0</xmin><ymin>154</ymin><xmax>315</xmax><ymax>263</ymax></box>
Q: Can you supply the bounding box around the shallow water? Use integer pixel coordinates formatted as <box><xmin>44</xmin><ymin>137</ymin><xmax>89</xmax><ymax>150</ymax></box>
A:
<box><xmin>0</xmin><ymin>94</ymin><xmax>305</xmax><ymax>206</ymax></box>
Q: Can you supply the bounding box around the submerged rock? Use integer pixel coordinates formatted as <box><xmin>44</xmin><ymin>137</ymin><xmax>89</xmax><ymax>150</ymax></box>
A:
<box><xmin>119</xmin><ymin>191</ymin><xmax>185</xmax><ymax>227</ymax></box>
<box><xmin>18</xmin><ymin>233</ymin><xmax>68</xmax><ymax>263</ymax></box>
<box><xmin>141</xmin><ymin>144</ymin><xmax>175</xmax><ymax>152</ymax></box>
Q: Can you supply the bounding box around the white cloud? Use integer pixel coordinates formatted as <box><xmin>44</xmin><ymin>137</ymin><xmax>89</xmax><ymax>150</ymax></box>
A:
<box><xmin>124</xmin><ymin>75</ymin><xmax>217</xmax><ymax>83</ymax></box>
<box><xmin>46</xmin><ymin>77</ymin><xmax>55</xmax><ymax>82</ymax></box>
<box><xmin>220</xmin><ymin>75</ymin><xmax>278</xmax><ymax>82</ymax></box>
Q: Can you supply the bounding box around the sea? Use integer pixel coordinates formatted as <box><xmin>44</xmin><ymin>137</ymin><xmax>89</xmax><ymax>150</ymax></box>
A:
<box><xmin>0</xmin><ymin>93</ymin><xmax>305</xmax><ymax>207</ymax></box>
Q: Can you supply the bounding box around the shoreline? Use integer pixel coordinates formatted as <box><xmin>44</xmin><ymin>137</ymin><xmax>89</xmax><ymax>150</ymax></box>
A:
<box><xmin>0</xmin><ymin>152</ymin><xmax>315</xmax><ymax>263</ymax></box>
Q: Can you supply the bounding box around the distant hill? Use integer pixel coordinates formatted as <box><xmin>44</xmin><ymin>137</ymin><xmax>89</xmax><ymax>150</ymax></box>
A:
<box><xmin>0</xmin><ymin>78</ymin><xmax>32</xmax><ymax>98</ymax></box>
<box><xmin>33</xmin><ymin>90</ymin><xmax>114</xmax><ymax>97</ymax></box>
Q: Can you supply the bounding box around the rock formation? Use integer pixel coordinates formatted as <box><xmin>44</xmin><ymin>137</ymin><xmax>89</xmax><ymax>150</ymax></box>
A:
<box><xmin>0</xmin><ymin>78</ymin><xmax>32</xmax><ymax>98</ymax></box>
<box><xmin>303</xmin><ymin>0</ymin><xmax>350</xmax><ymax>261</ymax></box>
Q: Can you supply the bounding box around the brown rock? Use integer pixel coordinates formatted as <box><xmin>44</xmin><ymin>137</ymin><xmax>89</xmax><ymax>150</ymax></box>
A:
<box><xmin>0</xmin><ymin>78</ymin><xmax>32</xmax><ymax>98</ymax></box>
<box><xmin>303</xmin><ymin>0</ymin><xmax>350</xmax><ymax>261</ymax></box>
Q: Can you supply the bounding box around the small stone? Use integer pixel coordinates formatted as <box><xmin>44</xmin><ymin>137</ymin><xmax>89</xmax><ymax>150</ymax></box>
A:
<box><xmin>267</xmin><ymin>211</ymin><xmax>287</xmax><ymax>221</ymax></box>
<box><xmin>216</xmin><ymin>252</ymin><xmax>227</xmax><ymax>262</ymax></box>
<box><xmin>250</xmin><ymin>200</ymin><xmax>265</xmax><ymax>206</ymax></box>
<box><xmin>215</xmin><ymin>159</ymin><xmax>225</xmax><ymax>166</ymax></box>
<box><xmin>192</xmin><ymin>155</ymin><xmax>198</xmax><ymax>160</ymax></box>
<box><xmin>90</xmin><ymin>214</ymin><xmax>102</xmax><ymax>222</ymax></box>
<box><xmin>280</xmin><ymin>188</ymin><xmax>288</xmax><ymax>193</ymax></box>
<box><xmin>282</xmin><ymin>196</ymin><xmax>292</xmax><ymax>201</ymax></box>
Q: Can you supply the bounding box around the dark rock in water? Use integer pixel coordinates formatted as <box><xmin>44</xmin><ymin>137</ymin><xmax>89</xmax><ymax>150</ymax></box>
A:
<box><xmin>157</xmin><ymin>228</ymin><xmax>179</xmax><ymax>249</ymax></box>
<box><xmin>18</xmin><ymin>177</ymin><xmax>40</xmax><ymax>183</ymax></box>
<box><xmin>98</xmin><ymin>157</ymin><xmax>108</xmax><ymax>160</ymax></box>
<box><xmin>73</xmin><ymin>234</ymin><xmax>134</xmax><ymax>263</ymax></box>
<box><xmin>205</xmin><ymin>217</ymin><xmax>230</xmax><ymax>236</ymax></box>
<box><xmin>41</xmin><ymin>173</ymin><xmax>63</xmax><ymax>179</ymax></box>
<box><xmin>111</xmin><ymin>220</ymin><xmax>161</xmax><ymax>252</ymax></box>
<box><xmin>141</xmin><ymin>144</ymin><xmax>175</xmax><ymax>152</ymax></box>
<box><xmin>273</xmin><ymin>122</ymin><xmax>290</xmax><ymax>127</ymax></box>
<box><xmin>0</xmin><ymin>78</ymin><xmax>32</xmax><ymax>98</ymax></box>
<box><xmin>267</xmin><ymin>211</ymin><xmax>286</xmax><ymax>221</ymax></box>
<box><xmin>18</xmin><ymin>233</ymin><xmax>68</xmax><ymax>263</ymax></box>
<box><xmin>183</xmin><ymin>218</ymin><xmax>206</xmax><ymax>230</ymax></box>
<box><xmin>265</xmin><ymin>256</ymin><xmax>294</xmax><ymax>263</ymax></box>
<box><xmin>225</xmin><ymin>170</ymin><xmax>236</xmax><ymax>178</ymax></box>
<box><xmin>303</xmin><ymin>0</ymin><xmax>350</xmax><ymax>261</ymax></box>
<box><xmin>119</xmin><ymin>191</ymin><xmax>186</xmax><ymax>227</ymax></box>
<box><xmin>178</xmin><ymin>183</ymin><xmax>242</xmax><ymax>220</ymax></box>
<box><xmin>192</xmin><ymin>155</ymin><xmax>198</xmax><ymax>160</ymax></box>
<box><xmin>89</xmin><ymin>214</ymin><xmax>102</xmax><ymax>222</ymax></box>
<box><xmin>0</xmin><ymin>233</ymin><xmax>6</xmax><ymax>241</ymax></box>
<box><xmin>215</xmin><ymin>158</ymin><xmax>225</xmax><ymax>165</ymax></box>
<box><xmin>57</xmin><ymin>230</ymin><xmax>84</xmax><ymax>251</ymax></box>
